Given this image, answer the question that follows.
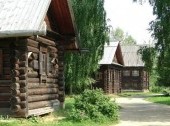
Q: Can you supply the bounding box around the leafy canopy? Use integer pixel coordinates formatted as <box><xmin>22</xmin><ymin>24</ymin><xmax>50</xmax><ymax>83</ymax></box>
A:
<box><xmin>64</xmin><ymin>0</ymin><xmax>109</xmax><ymax>94</ymax></box>
<box><xmin>110</xmin><ymin>27</ymin><xmax>136</xmax><ymax>45</ymax></box>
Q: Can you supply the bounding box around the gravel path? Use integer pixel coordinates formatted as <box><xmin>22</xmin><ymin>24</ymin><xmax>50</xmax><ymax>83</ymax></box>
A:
<box><xmin>114</xmin><ymin>97</ymin><xmax>170</xmax><ymax>126</ymax></box>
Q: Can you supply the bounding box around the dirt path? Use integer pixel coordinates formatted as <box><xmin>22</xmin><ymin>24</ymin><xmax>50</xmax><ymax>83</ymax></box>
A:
<box><xmin>114</xmin><ymin>97</ymin><xmax>170</xmax><ymax>126</ymax></box>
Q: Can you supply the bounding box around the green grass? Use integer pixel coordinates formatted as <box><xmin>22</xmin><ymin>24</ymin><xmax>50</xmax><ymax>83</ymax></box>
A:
<box><xmin>146</xmin><ymin>96</ymin><xmax>170</xmax><ymax>105</ymax></box>
<box><xmin>0</xmin><ymin>97</ymin><xmax>117</xmax><ymax>126</ymax></box>
<box><xmin>118</xmin><ymin>91</ymin><xmax>152</xmax><ymax>97</ymax></box>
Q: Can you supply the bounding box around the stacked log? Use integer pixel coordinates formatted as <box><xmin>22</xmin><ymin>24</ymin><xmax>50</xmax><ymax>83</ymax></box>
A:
<box><xmin>27</xmin><ymin>37</ymin><xmax>59</xmax><ymax>115</ymax></box>
<box><xmin>10</xmin><ymin>41</ymin><xmax>28</xmax><ymax>117</ymax></box>
<box><xmin>0</xmin><ymin>43</ymin><xmax>12</xmax><ymax>109</ymax></box>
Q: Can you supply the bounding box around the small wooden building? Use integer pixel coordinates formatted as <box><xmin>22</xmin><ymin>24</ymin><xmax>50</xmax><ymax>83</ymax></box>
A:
<box><xmin>94</xmin><ymin>42</ymin><xmax>124</xmax><ymax>94</ymax></box>
<box><xmin>0</xmin><ymin>0</ymin><xmax>79</xmax><ymax>117</ymax></box>
<box><xmin>121</xmin><ymin>45</ymin><xmax>149</xmax><ymax>91</ymax></box>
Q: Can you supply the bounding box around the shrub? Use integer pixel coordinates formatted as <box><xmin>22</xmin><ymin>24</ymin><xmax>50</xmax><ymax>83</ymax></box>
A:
<box><xmin>150</xmin><ymin>85</ymin><xmax>164</xmax><ymax>93</ymax></box>
<box><xmin>69</xmin><ymin>89</ymin><xmax>119</xmax><ymax>122</ymax></box>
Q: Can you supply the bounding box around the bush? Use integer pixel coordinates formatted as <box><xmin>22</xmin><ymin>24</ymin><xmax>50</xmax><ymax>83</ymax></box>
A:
<box><xmin>150</xmin><ymin>85</ymin><xmax>164</xmax><ymax>93</ymax></box>
<box><xmin>69</xmin><ymin>89</ymin><xmax>119</xmax><ymax>122</ymax></box>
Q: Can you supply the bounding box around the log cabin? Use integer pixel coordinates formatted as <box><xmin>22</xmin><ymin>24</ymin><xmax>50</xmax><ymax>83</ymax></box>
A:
<box><xmin>93</xmin><ymin>42</ymin><xmax>124</xmax><ymax>94</ymax></box>
<box><xmin>0</xmin><ymin>0</ymin><xmax>80</xmax><ymax>117</ymax></box>
<box><xmin>121</xmin><ymin>45</ymin><xmax>149</xmax><ymax>91</ymax></box>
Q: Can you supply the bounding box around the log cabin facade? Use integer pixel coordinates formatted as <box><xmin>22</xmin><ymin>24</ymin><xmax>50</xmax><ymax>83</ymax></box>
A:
<box><xmin>0</xmin><ymin>0</ymin><xmax>79</xmax><ymax>117</ymax></box>
<box><xmin>121</xmin><ymin>45</ymin><xmax>149</xmax><ymax>91</ymax></box>
<box><xmin>94</xmin><ymin>42</ymin><xmax>124</xmax><ymax>94</ymax></box>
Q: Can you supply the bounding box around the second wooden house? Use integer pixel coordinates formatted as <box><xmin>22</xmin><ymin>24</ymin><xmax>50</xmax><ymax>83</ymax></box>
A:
<box><xmin>94</xmin><ymin>42</ymin><xmax>124</xmax><ymax>94</ymax></box>
<box><xmin>0</xmin><ymin>0</ymin><xmax>80</xmax><ymax>117</ymax></box>
<box><xmin>121</xmin><ymin>45</ymin><xmax>149</xmax><ymax>91</ymax></box>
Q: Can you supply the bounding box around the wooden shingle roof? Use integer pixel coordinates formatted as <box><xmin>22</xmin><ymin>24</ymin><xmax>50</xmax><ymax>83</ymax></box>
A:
<box><xmin>121</xmin><ymin>45</ymin><xmax>144</xmax><ymax>67</ymax></box>
<box><xmin>0</xmin><ymin>0</ymin><xmax>80</xmax><ymax>50</ymax></box>
<box><xmin>0</xmin><ymin>0</ymin><xmax>51</xmax><ymax>37</ymax></box>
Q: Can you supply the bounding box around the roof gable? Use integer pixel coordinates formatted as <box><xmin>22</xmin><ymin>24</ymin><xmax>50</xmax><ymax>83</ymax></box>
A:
<box><xmin>99</xmin><ymin>42</ymin><xmax>124</xmax><ymax>65</ymax></box>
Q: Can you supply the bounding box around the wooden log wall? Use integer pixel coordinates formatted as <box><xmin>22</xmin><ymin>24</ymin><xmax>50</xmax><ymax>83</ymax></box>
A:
<box><xmin>103</xmin><ymin>70</ymin><xmax>108</xmax><ymax>93</ymax></box>
<box><xmin>0</xmin><ymin>37</ymin><xmax>63</xmax><ymax>117</ymax></box>
<box><xmin>0</xmin><ymin>42</ymin><xmax>12</xmax><ymax>110</ymax></box>
<box><xmin>27</xmin><ymin>37</ymin><xmax>60</xmax><ymax>116</ymax></box>
<box><xmin>58</xmin><ymin>44</ymin><xmax>65</xmax><ymax>108</ymax></box>
<box><xmin>10</xmin><ymin>41</ymin><xmax>28</xmax><ymax>117</ymax></box>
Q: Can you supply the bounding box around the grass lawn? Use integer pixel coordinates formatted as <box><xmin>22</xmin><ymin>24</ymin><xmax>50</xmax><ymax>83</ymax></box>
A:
<box><xmin>0</xmin><ymin>97</ymin><xmax>117</xmax><ymax>126</ymax></box>
<box><xmin>146</xmin><ymin>96</ymin><xmax>170</xmax><ymax>105</ymax></box>
<box><xmin>118</xmin><ymin>91</ymin><xmax>152</xmax><ymax>97</ymax></box>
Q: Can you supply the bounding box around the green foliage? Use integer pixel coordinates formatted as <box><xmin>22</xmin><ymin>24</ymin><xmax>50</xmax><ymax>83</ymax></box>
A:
<box><xmin>110</xmin><ymin>27</ymin><xmax>136</xmax><ymax>45</ymax></box>
<box><xmin>64</xmin><ymin>0</ymin><xmax>109</xmax><ymax>94</ymax></box>
<box><xmin>149</xmin><ymin>0</ymin><xmax>170</xmax><ymax>87</ymax></box>
<box><xmin>150</xmin><ymin>86</ymin><xmax>164</xmax><ymax>93</ymax></box>
<box><xmin>111</xmin><ymin>27</ymin><xmax>124</xmax><ymax>41</ymax></box>
<box><xmin>28</xmin><ymin>116</ymin><xmax>40</xmax><ymax>123</ymax></box>
<box><xmin>138</xmin><ymin>45</ymin><xmax>156</xmax><ymax>74</ymax></box>
<box><xmin>134</xmin><ymin>0</ymin><xmax>170</xmax><ymax>87</ymax></box>
<box><xmin>69</xmin><ymin>89</ymin><xmax>119</xmax><ymax>122</ymax></box>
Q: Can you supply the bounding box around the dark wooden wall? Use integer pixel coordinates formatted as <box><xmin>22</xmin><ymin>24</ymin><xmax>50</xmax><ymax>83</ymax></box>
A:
<box><xmin>121</xmin><ymin>67</ymin><xmax>149</xmax><ymax>91</ymax></box>
<box><xmin>0</xmin><ymin>42</ymin><xmax>11</xmax><ymax>113</ymax></box>
<box><xmin>94</xmin><ymin>65</ymin><xmax>122</xmax><ymax>94</ymax></box>
<box><xmin>0</xmin><ymin>36</ymin><xmax>64</xmax><ymax>117</ymax></box>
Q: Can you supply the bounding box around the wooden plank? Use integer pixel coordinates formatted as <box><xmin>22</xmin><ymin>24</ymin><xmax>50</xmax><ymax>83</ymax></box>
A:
<box><xmin>35</xmin><ymin>37</ymin><xmax>56</xmax><ymax>47</ymax></box>
<box><xmin>28</xmin><ymin>88</ymin><xmax>58</xmax><ymax>95</ymax></box>
<box><xmin>28</xmin><ymin>46</ymin><xmax>39</xmax><ymax>53</ymax></box>
<box><xmin>0</xmin><ymin>94</ymin><xmax>11</xmax><ymax>101</ymax></box>
<box><xmin>28</xmin><ymin>94</ymin><xmax>59</xmax><ymax>102</ymax></box>
<box><xmin>0</xmin><ymin>87</ymin><xmax>10</xmax><ymax>93</ymax></box>
<box><xmin>27</xmin><ymin>78</ymin><xmax>39</xmax><ymax>83</ymax></box>
<box><xmin>27</xmin><ymin>39</ymin><xmax>39</xmax><ymax>48</ymax></box>
<box><xmin>28</xmin><ymin>83</ymin><xmax>58</xmax><ymax>89</ymax></box>
<box><xmin>28</xmin><ymin>72</ymin><xmax>39</xmax><ymax>78</ymax></box>
<box><xmin>0</xmin><ymin>80</ymin><xmax>11</xmax><ymax>86</ymax></box>
<box><xmin>28</xmin><ymin>100</ymin><xmax>59</xmax><ymax>110</ymax></box>
<box><xmin>28</xmin><ymin>107</ymin><xmax>58</xmax><ymax>116</ymax></box>
<box><xmin>0</xmin><ymin>101</ymin><xmax>10</xmax><ymax>108</ymax></box>
<box><xmin>48</xmin><ymin>46</ymin><xmax>58</xmax><ymax>53</ymax></box>
<box><xmin>46</xmin><ymin>78</ymin><xmax>58</xmax><ymax>83</ymax></box>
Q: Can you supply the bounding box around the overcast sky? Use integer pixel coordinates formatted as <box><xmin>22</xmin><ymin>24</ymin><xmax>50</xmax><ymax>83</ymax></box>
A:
<box><xmin>104</xmin><ymin>0</ymin><xmax>156</xmax><ymax>44</ymax></box>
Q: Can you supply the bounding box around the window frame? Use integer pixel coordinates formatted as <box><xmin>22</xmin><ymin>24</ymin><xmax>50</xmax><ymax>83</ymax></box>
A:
<box><xmin>132</xmin><ymin>70</ymin><xmax>139</xmax><ymax>77</ymax></box>
<box><xmin>123</xmin><ymin>70</ymin><xmax>130</xmax><ymax>76</ymax></box>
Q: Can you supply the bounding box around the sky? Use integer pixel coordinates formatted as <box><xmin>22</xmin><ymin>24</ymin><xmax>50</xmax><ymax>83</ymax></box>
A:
<box><xmin>104</xmin><ymin>0</ymin><xmax>156</xmax><ymax>44</ymax></box>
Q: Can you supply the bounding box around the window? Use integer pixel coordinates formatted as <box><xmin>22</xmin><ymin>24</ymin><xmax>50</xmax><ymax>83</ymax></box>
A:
<box><xmin>132</xmin><ymin>70</ymin><xmax>139</xmax><ymax>76</ymax></box>
<box><xmin>123</xmin><ymin>70</ymin><xmax>130</xmax><ymax>76</ymax></box>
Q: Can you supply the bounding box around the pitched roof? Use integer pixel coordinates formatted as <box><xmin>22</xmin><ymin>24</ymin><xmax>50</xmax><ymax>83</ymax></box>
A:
<box><xmin>0</xmin><ymin>0</ymin><xmax>80</xmax><ymax>50</ymax></box>
<box><xmin>121</xmin><ymin>45</ymin><xmax>144</xmax><ymax>67</ymax></box>
<box><xmin>99</xmin><ymin>42</ymin><xmax>124</xmax><ymax>65</ymax></box>
<box><xmin>0</xmin><ymin>0</ymin><xmax>51</xmax><ymax>37</ymax></box>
